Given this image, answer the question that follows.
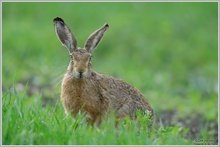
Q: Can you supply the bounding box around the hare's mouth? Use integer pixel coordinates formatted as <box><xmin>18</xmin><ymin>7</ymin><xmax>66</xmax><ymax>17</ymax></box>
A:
<box><xmin>79</xmin><ymin>72</ymin><xmax>84</xmax><ymax>79</ymax></box>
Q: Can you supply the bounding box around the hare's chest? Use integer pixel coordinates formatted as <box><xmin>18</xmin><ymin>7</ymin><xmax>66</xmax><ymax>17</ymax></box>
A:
<box><xmin>62</xmin><ymin>77</ymin><xmax>101</xmax><ymax>106</ymax></box>
<box><xmin>71</xmin><ymin>83</ymin><xmax>102</xmax><ymax>112</ymax></box>
<box><xmin>68</xmin><ymin>81</ymin><xmax>99</xmax><ymax>101</ymax></box>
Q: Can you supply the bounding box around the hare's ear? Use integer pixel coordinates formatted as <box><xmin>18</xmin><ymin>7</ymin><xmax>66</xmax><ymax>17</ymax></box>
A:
<box><xmin>84</xmin><ymin>23</ymin><xmax>109</xmax><ymax>53</ymax></box>
<box><xmin>53</xmin><ymin>17</ymin><xmax>77</xmax><ymax>54</ymax></box>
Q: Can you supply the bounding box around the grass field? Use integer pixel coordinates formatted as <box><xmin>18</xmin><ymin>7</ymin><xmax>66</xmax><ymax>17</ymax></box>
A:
<box><xmin>2</xmin><ymin>2</ymin><xmax>218</xmax><ymax>145</ymax></box>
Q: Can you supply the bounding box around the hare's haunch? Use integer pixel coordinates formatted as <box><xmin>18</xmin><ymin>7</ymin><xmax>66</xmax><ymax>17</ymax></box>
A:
<box><xmin>53</xmin><ymin>17</ymin><xmax>154</xmax><ymax>126</ymax></box>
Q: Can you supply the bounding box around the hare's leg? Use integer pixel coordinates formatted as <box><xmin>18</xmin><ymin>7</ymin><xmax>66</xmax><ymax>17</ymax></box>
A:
<box><xmin>116</xmin><ymin>103</ymin><xmax>133</xmax><ymax>118</ymax></box>
<box><xmin>61</xmin><ymin>98</ymin><xmax>71</xmax><ymax>116</ymax></box>
<box><xmin>61</xmin><ymin>98</ymin><xmax>80</xmax><ymax>118</ymax></box>
<box><xmin>94</xmin><ymin>114</ymin><xmax>102</xmax><ymax>127</ymax></box>
<box><xmin>87</xmin><ymin>112</ymin><xmax>102</xmax><ymax>127</ymax></box>
<box><xmin>69</xmin><ymin>104</ymin><xmax>81</xmax><ymax>118</ymax></box>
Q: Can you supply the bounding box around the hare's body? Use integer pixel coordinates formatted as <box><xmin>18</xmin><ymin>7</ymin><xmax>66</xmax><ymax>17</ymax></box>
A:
<box><xmin>53</xmin><ymin>17</ymin><xmax>154</xmax><ymax>126</ymax></box>
<box><xmin>62</xmin><ymin>70</ymin><xmax>153</xmax><ymax>124</ymax></box>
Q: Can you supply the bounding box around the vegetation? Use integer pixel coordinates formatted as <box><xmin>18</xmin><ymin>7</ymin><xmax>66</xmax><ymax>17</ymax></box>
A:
<box><xmin>2</xmin><ymin>2</ymin><xmax>218</xmax><ymax>145</ymax></box>
<box><xmin>2</xmin><ymin>90</ymin><xmax>191</xmax><ymax>145</ymax></box>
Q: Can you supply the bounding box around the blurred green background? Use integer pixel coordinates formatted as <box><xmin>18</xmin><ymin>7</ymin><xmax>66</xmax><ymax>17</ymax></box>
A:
<box><xmin>2</xmin><ymin>2</ymin><xmax>218</xmax><ymax>140</ymax></box>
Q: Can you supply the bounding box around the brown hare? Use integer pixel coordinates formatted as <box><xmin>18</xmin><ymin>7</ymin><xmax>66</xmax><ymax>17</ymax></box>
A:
<box><xmin>53</xmin><ymin>17</ymin><xmax>154</xmax><ymax>126</ymax></box>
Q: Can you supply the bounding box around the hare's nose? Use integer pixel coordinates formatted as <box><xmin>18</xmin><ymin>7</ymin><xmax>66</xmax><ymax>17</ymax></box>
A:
<box><xmin>78</xmin><ymin>69</ymin><xmax>84</xmax><ymax>73</ymax></box>
<box><xmin>78</xmin><ymin>70</ymin><xmax>84</xmax><ymax>78</ymax></box>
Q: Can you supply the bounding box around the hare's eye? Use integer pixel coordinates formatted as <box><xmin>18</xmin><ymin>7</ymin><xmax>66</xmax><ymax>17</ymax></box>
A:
<box><xmin>70</xmin><ymin>55</ymin><xmax>73</xmax><ymax>59</ymax></box>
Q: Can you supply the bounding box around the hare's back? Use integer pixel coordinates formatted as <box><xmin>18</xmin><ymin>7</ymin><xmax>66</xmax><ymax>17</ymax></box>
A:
<box><xmin>93</xmin><ymin>72</ymin><xmax>153</xmax><ymax>113</ymax></box>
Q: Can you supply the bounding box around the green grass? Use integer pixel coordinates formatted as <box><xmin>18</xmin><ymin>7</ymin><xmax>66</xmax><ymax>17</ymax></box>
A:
<box><xmin>2</xmin><ymin>2</ymin><xmax>218</xmax><ymax>145</ymax></box>
<box><xmin>2</xmin><ymin>88</ymin><xmax>192</xmax><ymax>145</ymax></box>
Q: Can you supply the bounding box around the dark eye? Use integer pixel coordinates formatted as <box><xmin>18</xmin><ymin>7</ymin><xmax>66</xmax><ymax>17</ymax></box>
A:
<box><xmin>70</xmin><ymin>55</ymin><xmax>73</xmax><ymax>59</ymax></box>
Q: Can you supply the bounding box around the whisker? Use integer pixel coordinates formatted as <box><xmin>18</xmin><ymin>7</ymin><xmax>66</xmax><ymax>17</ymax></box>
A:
<box><xmin>49</xmin><ymin>65</ymin><xmax>67</xmax><ymax>90</ymax></box>
<box><xmin>52</xmin><ymin>75</ymin><xmax>64</xmax><ymax>88</ymax></box>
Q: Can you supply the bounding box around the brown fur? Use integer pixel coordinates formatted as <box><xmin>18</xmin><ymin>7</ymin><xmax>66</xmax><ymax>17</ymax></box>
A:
<box><xmin>53</xmin><ymin>17</ymin><xmax>154</xmax><ymax>126</ymax></box>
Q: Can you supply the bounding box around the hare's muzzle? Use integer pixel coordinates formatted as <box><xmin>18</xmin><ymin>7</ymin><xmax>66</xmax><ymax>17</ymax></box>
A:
<box><xmin>75</xmin><ymin>69</ymin><xmax>87</xmax><ymax>79</ymax></box>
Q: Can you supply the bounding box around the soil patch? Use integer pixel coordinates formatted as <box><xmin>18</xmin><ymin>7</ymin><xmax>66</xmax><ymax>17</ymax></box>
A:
<box><xmin>156</xmin><ymin>110</ymin><xmax>218</xmax><ymax>145</ymax></box>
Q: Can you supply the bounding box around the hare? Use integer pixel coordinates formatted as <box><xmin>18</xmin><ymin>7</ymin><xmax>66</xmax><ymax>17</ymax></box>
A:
<box><xmin>53</xmin><ymin>17</ymin><xmax>154</xmax><ymax>126</ymax></box>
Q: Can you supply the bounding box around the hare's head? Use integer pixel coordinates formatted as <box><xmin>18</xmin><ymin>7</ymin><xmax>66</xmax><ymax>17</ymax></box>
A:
<box><xmin>53</xmin><ymin>17</ymin><xmax>109</xmax><ymax>79</ymax></box>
